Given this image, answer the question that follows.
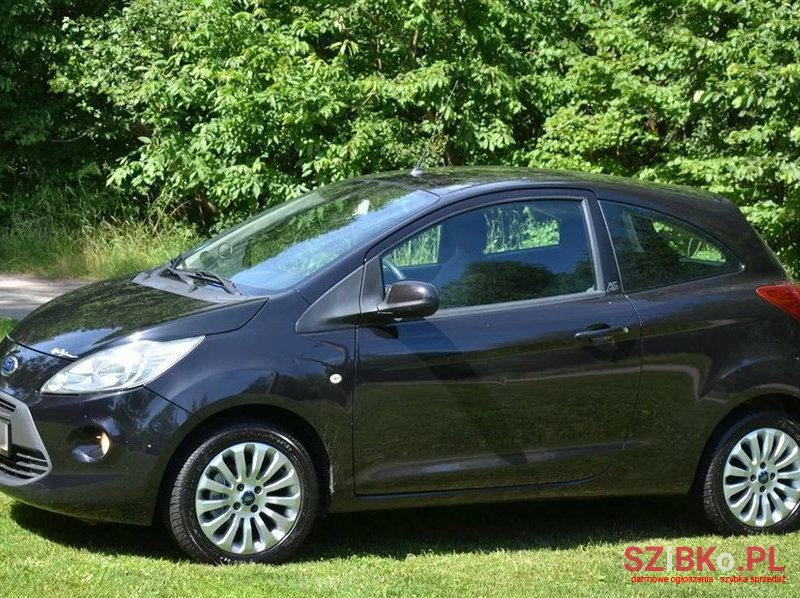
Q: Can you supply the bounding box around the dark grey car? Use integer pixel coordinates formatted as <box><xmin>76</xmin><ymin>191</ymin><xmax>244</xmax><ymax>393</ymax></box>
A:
<box><xmin>1</xmin><ymin>167</ymin><xmax>800</xmax><ymax>564</ymax></box>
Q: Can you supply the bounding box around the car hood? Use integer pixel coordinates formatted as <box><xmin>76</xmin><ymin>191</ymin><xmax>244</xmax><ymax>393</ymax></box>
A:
<box><xmin>10</xmin><ymin>276</ymin><xmax>267</xmax><ymax>358</ymax></box>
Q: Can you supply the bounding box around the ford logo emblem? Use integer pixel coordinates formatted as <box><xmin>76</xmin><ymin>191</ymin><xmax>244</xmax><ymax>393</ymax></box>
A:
<box><xmin>1</xmin><ymin>355</ymin><xmax>19</xmax><ymax>377</ymax></box>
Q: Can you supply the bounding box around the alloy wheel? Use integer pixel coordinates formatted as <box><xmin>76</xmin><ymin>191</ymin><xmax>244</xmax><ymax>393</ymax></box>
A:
<box><xmin>722</xmin><ymin>427</ymin><xmax>800</xmax><ymax>528</ymax></box>
<box><xmin>194</xmin><ymin>442</ymin><xmax>302</xmax><ymax>555</ymax></box>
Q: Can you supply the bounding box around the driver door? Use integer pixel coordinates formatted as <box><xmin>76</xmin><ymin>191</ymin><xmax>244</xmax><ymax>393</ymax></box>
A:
<box><xmin>353</xmin><ymin>190</ymin><xmax>643</xmax><ymax>495</ymax></box>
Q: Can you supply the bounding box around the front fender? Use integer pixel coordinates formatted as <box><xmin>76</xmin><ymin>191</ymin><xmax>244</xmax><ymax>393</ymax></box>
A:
<box><xmin>146</xmin><ymin>321</ymin><xmax>356</xmax><ymax>502</ymax></box>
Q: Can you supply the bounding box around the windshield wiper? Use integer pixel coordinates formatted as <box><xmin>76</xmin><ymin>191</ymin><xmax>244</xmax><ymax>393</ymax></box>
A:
<box><xmin>184</xmin><ymin>270</ymin><xmax>242</xmax><ymax>295</ymax></box>
<box><xmin>161</xmin><ymin>262</ymin><xmax>241</xmax><ymax>296</ymax></box>
<box><xmin>162</xmin><ymin>265</ymin><xmax>194</xmax><ymax>286</ymax></box>
<box><xmin>168</xmin><ymin>252</ymin><xmax>187</xmax><ymax>269</ymax></box>
<box><xmin>162</xmin><ymin>247</ymin><xmax>243</xmax><ymax>295</ymax></box>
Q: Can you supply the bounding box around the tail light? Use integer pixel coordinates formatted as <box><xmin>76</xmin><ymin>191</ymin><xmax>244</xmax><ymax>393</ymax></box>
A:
<box><xmin>756</xmin><ymin>282</ymin><xmax>800</xmax><ymax>321</ymax></box>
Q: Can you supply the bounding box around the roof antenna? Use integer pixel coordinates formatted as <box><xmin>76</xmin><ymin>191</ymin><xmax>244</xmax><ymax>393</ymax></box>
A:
<box><xmin>411</xmin><ymin>80</ymin><xmax>459</xmax><ymax>177</ymax></box>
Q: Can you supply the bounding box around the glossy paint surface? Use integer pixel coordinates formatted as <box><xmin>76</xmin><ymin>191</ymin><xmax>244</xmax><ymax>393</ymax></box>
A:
<box><xmin>354</xmin><ymin>293</ymin><xmax>641</xmax><ymax>493</ymax></box>
<box><xmin>0</xmin><ymin>167</ymin><xmax>795</xmax><ymax>525</ymax></box>
<box><xmin>0</xmin><ymin>337</ymin><xmax>195</xmax><ymax>523</ymax></box>
<box><xmin>11</xmin><ymin>276</ymin><xmax>266</xmax><ymax>357</ymax></box>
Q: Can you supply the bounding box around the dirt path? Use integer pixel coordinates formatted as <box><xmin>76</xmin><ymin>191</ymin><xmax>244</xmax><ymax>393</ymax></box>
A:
<box><xmin>0</xmin><ymin>274</ymin><xmax>88</xmax><ymax>320</ymax></box>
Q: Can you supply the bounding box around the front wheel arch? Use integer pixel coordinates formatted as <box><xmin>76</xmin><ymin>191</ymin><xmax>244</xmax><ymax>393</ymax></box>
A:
<box><xmin>155</xmin><ymin>404</ymin><xmax>331</xmax><ymax>525</ymax></box>
<box><xmin>163</xmin><ymin>420</ymin><xmax>320</xmax><ymax>563</ymax></box>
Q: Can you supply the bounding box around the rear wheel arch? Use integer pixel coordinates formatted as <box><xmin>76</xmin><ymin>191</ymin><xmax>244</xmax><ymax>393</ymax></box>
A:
<box><xmin>692</xmin><ymin>403</ymin><xmax>800</xmax><ymax>534</ymax></box>
<box><xmin>692</xmin><ymin>393</ymin><xmax>800</xmax><ymax>493</ymax></box>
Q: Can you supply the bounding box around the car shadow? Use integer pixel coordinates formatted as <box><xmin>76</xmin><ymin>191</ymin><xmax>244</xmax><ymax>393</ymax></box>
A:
<box><xmin>9</xmin><ymin>495</ymin><xmax>706</xmax><ymax>563</ymax></box>
<box><xmin>301</xmin><ymin>496</ymin><xmax>706</xmax><ymax>562</ymax></box>
<box><xmin>10</xmin><ymin>501</ymin><xmax>184</xmax><ymax>561</ymax></box>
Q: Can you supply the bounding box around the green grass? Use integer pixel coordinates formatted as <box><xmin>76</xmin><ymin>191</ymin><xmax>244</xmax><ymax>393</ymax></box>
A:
<box><xmin>1</xmin><ymin>493</ymin><xmax>800</xmax><ymax>596</ymax></box>
<box><xmin>0</xmin><ymin>318</ymin><xmax>16</xmax><ymax>338</ymax></box>
<box><xmin>0</xmin><ymin>218</ymin><xmax>196</xmax><ymax>280</ymax></box>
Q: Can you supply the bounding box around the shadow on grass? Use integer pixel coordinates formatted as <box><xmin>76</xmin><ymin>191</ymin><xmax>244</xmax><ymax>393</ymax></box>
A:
<box><xmin>10</xmin><ymin>502</ymin><xmax>183</xmax><ymax>561</ymax></box>
<box><xmin>10</xmin><ymin>495</ymin><xmax>706</xmax><ymax>563</ymax></box>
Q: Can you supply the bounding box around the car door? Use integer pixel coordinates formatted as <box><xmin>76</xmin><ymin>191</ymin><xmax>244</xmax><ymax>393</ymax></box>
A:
<box><xmin>353</xmin><ymin>189</ymin><xmax>643</xmax><ymax>495</ymax></box>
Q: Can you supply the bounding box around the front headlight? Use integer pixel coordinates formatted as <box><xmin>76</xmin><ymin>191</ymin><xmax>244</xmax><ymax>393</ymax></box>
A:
<box><xmin>41</xmin><ymin>336</ymin><xmax>204</xmax><ymax>394</ymax></box>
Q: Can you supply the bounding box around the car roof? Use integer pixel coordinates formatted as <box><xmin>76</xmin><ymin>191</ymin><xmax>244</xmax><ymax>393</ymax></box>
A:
<box><xmin>354</xmin><ymin>166</ymin><xmax>782</xmax><ymax>277</ymax></box>
<box><xmin>359</xmin><ymin>166</ymin><xmax>732</xmax><ymax>208</ymax></box>
<box><xmin>304</xmin><ymin>167</ymin><xmax>784</xmax><ymax>302</ymax></box>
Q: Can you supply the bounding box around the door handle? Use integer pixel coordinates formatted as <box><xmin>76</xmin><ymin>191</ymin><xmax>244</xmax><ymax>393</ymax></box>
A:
<box><xmin>574</xmin><ymin>325</ymin><xmax>630</xmax><ymax>342</ymax></box>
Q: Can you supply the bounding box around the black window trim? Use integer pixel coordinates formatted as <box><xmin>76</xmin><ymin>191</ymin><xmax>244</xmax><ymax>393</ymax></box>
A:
<box><xmin>422</xmin><ymin>288</ymin><xmax>607</xmax><ymax>321</ymax></box>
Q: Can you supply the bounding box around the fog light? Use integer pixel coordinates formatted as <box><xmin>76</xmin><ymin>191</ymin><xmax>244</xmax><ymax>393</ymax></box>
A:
<box><xmin>99</xmin><ymin>432</ymin><xmax>111</xmax><ymax>456</ymax></box>
<box><xmin>69</xmin><ymin>426</ymin><xmax>113</xmax><ymax>463</ymax></box>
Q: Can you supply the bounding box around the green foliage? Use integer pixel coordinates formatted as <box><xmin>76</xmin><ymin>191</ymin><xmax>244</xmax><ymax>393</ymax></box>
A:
<box><xmin>0</xmin><ymin>2</ymin><xmax>120</xmax><ymax>183</ymax></box>
<box><xmin>524</xmin><ymin>0</ymin><xmax>800</xmax><ymax>271</ymax></box>
<box><xmin>0</xmin><ymin>1</ymin><xmax>54</xmax><ymax>168</ymax></box>
<box><xmin>0</xmin><ymin>318</ymin><xmax>15</xmax><ymax>338</ymax></box>
<box><xmin>484</xmin><ymin>206</ymin><xmax>560</xmax><ymax>254</ymax></box>
<box><xmin>389</xmin><ymin>207</ymin><xmax>561</xmax><ymax>267</ymax></box>
<box><xmin>0</xmin><ymin>216</ymin><xmax>196</xmax><ymax>279</ymax></box>
<box><xmin>2</xmin><ymin>0</ymin><xmax>800</xmax><ymax>272</ymax></box>
<box><xmin>52</xmin><ymin>0</ymin><xmax>568</xmax><ymax>230</ymax></box>
<box><xmin>652</xmin><ymin>220</ymin><xmax>726</xmax><ymax>263</ymax></box>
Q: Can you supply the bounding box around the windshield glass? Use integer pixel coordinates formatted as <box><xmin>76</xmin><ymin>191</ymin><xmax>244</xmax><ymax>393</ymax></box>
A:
<box><xmin>177</xmin><ymin>181</ymin><xmax>437</xmax><ymax>295</ymax></box>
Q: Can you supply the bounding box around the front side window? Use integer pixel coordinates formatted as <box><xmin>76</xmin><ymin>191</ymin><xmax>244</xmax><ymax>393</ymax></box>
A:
<box><xmin>600</xmin><ymin>201</ymin><xmax>739</xmax><ymax>292</ymax></box>
<box><xmin>382</xmin><ymin>200</ymin><xmax>596</xmax><ymax>309</ymax></box>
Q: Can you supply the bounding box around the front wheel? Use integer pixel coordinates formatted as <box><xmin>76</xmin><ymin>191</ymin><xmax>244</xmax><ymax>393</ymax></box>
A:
<box><xmin>699</xmin><ymin>411</ymin><xmax>800</xmax><ymax>534</ymax></box>
<box><xmin>165</xmin><ymin>422</ymin><xmax>319</xmax><ymax>564</ymax></box>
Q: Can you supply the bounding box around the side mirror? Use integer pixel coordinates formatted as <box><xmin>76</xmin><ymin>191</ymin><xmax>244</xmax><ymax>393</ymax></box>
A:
<box><xmin>376</xmin><ymin>280</ymin><xmax>439</xmax><ymax>319</ymax></box>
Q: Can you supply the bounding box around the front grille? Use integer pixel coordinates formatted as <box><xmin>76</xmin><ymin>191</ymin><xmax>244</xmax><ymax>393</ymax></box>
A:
<box><xmin>0</xmin><ymin>397</ymin><xmax>15</xmax><ymax>414</ymax></box>
<box><xmin>0</xmin><ymin>447</ymin><xmax>49</xmax><ymax>481</ymax></box>
<box><xmin>0</xmin><ymin>390</ymin><xmax>51</xmax><ymax>485</ymax></box>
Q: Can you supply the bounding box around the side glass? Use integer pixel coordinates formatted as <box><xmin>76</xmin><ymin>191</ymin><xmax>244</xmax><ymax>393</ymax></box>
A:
<box><xmin>600</xmin><ymin>201</ymin><xmax>739</xmax><ymax>292</ymax></box>
<box><xmin>382</xmin><ymin>200</ymin><xmax>596</xmax><ymax>309</ymax></box>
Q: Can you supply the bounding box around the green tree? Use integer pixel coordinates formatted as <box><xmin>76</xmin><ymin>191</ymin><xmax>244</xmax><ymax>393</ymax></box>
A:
<box><xmin>0</xmin><ymin>1</ymin><xmax>122</xmax><ymax>179</ymax></box>
<box><xmin>525</xmin><ymin>0</ymin><xmax>800</xmax><ymax>270</ymax></box>
<box><xmin>52</xmin><ymin>0</ymin><xmax>577</xmax><ymax>228</ymax></box>
<box><xmin>0</xmin><ymin>1</ymin><xmax>125</xmax><ymax>225</ymax></box>
<box><xmin>6</xmin><ymin>0</ymin><xmax>800</xmax><ymax>271</ymax></box>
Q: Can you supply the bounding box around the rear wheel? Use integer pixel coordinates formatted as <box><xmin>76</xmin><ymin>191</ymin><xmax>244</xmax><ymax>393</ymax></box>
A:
<box><xmin>699</xmin><ymin>411</ymin><xmax>800</xmax><ymax>534</ymax></box>
<box><xmin>165</xmin><ymin>422</ymin><xmax>319</xmax><ymax>564</ymax></box>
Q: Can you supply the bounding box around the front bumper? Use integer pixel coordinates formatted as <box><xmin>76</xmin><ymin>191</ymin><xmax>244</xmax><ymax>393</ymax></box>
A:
<box><xmin>0</xmin><ymin>387</ymin><xmax>194</xmax><ymax>525</ymax></box>
<box><xmin>0</xmin><ymin>394</ymin><xmax>51</xmax><ymax>484</ymax></box>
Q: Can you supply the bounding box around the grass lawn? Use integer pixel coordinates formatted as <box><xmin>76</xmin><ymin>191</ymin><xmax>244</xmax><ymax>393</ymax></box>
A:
<box><xmin>2</xmin><ymin>316</ymin><xmax>800</xmax><ymax>595</ymax></box>
<box><xmin>0</xmin><ymin>220</ymin><xmax>195</xmax><ymax>280</ymax></box>
<box><xmin>2</xmin><ymin>495</ymin><xmax>800</xmax><ymax>597</ymax></box>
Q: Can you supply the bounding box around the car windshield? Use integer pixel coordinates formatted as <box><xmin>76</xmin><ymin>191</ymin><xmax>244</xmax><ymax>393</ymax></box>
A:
<box><xmin>176</xmin><ymin>181</ymin><xmax>437</xmax><ymax>295</ymax></box>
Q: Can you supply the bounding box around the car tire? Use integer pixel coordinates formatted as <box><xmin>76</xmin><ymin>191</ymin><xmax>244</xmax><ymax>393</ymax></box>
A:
<box><xmin>164</xmin><ymin>421</ymin><xmax>319</xmax><ymax>564</ymax></box>
<box><xmin>699</xmin><ymin>411</ymin><xmax>800</xmax><ymax>535</ymax></box>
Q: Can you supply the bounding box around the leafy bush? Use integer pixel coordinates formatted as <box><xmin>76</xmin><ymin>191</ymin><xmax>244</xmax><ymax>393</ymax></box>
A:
<box><xmin>0</xmin><ymin>2</ymin><xmax>122</xmax><ymax>182</ymax></box>
<box><xmin>0</xmin><ymin>1</ymin><xmax>127</xmax><ymax>231</ymax></box>
<box><xmin>2</xmin><ymin>1</ymin><xmax>800</xmax><ymax>271</ymax></box>
<box><xmin>53</xmin><ymin>0</ymin><xmax>567</xmax><ymax>230</ymax></box>
<box><xmin>525</xmin><ymin>0</ymin><xmax>800</xmax><ymax>271</ymax></box>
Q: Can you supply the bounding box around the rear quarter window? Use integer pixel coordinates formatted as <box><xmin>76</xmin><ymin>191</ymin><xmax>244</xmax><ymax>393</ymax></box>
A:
<box><xmin>600</xmin><ymin>201</ymin><xmax>740</xmax><ymax>292</ymax></box>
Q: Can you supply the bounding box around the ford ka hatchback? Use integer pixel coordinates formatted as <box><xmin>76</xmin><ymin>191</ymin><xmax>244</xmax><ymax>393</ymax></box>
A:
<box><xmin>2</xmin><ymin>168</ymin><xmax>800</xmax><ymax>564</ymax></box>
